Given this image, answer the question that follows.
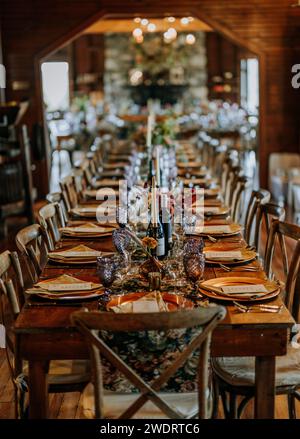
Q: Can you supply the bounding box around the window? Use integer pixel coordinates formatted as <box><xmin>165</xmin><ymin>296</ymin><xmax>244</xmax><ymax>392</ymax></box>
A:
<box><xmin>240</xmin><ymin>58</ymin><xmax>259</xmax><ymax>114</ymax></box>
<box><xmin>41</xmin><ymin>62</ymin><xmax>70</xmax><ymax>111</ymax></box>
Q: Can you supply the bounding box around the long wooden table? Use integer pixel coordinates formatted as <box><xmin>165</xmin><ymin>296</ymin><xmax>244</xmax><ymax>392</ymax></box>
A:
<box><xmin>14</xmin><ymin>222</ymin><xmax>295</xmax><ymax>419</ymax></box>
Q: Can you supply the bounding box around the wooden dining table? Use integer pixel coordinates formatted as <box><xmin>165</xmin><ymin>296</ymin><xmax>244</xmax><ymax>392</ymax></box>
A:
<box><xmin>14</xmin><ymin>215</ymin><xmax>295</xmax><ymax>419</ymax></box>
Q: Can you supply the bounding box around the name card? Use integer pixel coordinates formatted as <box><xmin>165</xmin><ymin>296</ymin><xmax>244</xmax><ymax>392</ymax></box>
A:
<box><xmin>132</xmin><ymin>300</ymin><xmax>160</xmax><ymax>313</ymax></box>
<box><xmin>70</xmin><ymin>228</ymin><xmax>106</xmax><ymax>233</ymax></box>
<box><xmin>221</xmin><ymin>284</ymin><xmax>268</xmax><ymax>294</ymax></box>
<box><xmin>205</xmin><ymin>251</ymin><xmax>242</xmax><ymax>260</ymax></box>
<box><xmin>58</xmin><ymin>251</ymin><xmax>101</xmax><ymax>258</ymax></box>
<box><xmin>202</xmin><ymin>226</ymin><xmax>232</xmax><ymax>234</ymax></box>
<box><xmin>47</xmin><ymin>283</ymin><xmax>93</xmax><ymax>292</ymax></box>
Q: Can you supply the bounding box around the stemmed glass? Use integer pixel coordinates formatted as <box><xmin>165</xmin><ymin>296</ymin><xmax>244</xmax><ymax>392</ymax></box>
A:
<box><xmin>97</xmin><ymin>255</ymin><xmax>120</xmax><ymax>300</ymax></box>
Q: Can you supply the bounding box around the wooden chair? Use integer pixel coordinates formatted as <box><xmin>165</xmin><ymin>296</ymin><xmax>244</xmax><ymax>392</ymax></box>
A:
<box><xmin>212</xmin><ymin>220</ymin><xmax>300</xmax><ymax>419</ymax></box>
<box><xmin>59</xmin><ymin>175</ymin><xmax>79</xmax><ymax>212</ymax></box>
<box><xmin>71</xmin><ymin>306</ymin><xmax>226</xmax><ymax>419</ymax></box>
<box><xmin>231</xmin><ymin>175</ymin><xmax>248</xmax><ymax>223</ymax></box>
<box><xmin>15</xmin><ymin>224</ymin><xmax>51</xmax><ymax>283</ymax></box>
<box><xmin>46</xmin><ymin>192</ymin><xmax>69</xmax><ymax>225</ymax></box>
<box><xmin>38</xmin><ymin>202</ymin><xmax>65</xmax><ymax>248</ymax></box>
<box><xmin>253</xmin><ymin>202</ymin><xmax>285</xmax><ymax>258</ymax></box>
<box><xmin>0</xmin><ymin>250</ymin><xmax>90</xmax><ymax>418</ymax></box>
<box><xmin>244</xmin><ymin>189</ymin><xmax>271</xmax><ymax>246</ymax></box>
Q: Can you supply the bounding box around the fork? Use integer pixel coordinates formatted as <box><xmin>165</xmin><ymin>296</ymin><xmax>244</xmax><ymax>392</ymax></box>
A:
<box><xmin>218</xmin><ymin>263</ymin><xmax>260</xmax><ymax>272</ymax></box>
<box><xmin>233</xmin><ymin>301</ymin><xmax>283</xmax><ymax>313</ymax></box>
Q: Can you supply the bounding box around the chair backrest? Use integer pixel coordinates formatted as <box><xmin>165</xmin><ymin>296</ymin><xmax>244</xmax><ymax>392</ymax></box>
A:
<box><xmin>72</xmin><ymin>306</ymin><xmax>226</xmax><ymax>419</ymax></box>
<box><xmin>60</xmin><ymin>175</ymin><xmax>78</xmax><ymax>211</ymax></box>
<box><xmin>264</xmin><ymin>220</ymin><xmax>300</xmax><ymax>321</ymax></box>
<box><xmin>231</xmin><ymin>175</ymin><xmax>248</xmax><ymax>223</ymax></box>
<box><xmin>244</xmin><ymin>189</ymin><xmax>271</xmax><ymax>245</ymax></box>
<box><xmin>0</xmin><ymin>250</ymin><xmax>25</xmax><ymax>399</ymax></box>
<box><xmin>38</xmin><ymin>202</ymin><xmax>64</xmax><ymax>246</ymax></box>
<box><xmin>0</xmin><ymin>250</ymin><xmax>24</xmax><ymax>319</ymax></box>
<box><xmin>254</xmin><ymin>202</ymin><xmax>285</xmax><ymax>255</ymax></box>
<box><xmin>46</xmin><ymin>192</ymin><xmax>69</xmax><ymax>224</ymax></box>
<box><xmin>15</xmin><ymin>224</ymin><xmax>50</xmax><ymax>283</ymax></box>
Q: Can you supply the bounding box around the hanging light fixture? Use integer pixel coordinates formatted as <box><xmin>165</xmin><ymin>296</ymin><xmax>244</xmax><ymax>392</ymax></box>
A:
<box><xmin>132</xmin><ymin>28</ymin><xmax>143</xmax><ymax>38</ymax></box>
<box><xmin>180</xmin><ymin>17</ymin><xmax>189</xmax><ymax>25</ymax></box>
<box><xmin>147</xmin><ymin>22</ymin><xmax>157</xmax><ymax>32</ymax></box>
<box><xmin>186</xmin><ymin>34</ymin><xmax>196</xmax><ymax>45</ymax></box>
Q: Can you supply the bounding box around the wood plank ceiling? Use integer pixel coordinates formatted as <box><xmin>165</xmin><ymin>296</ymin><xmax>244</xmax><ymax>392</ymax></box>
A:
<box><xmin>1</xmin><ymin>0</ymin><xmax>300</xmax><ymax>192</ymax></box>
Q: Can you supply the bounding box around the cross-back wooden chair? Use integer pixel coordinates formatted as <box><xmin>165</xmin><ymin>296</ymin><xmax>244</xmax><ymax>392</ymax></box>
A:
<box><xmin>230</xmin><ymin>175</ymin><xmax>248</xmax><ymax>223</ymax></box>
<box><xmin>212</xmin><ymin>220</ymin><xmax>300</xmax><ymax>419</ymax></box>
<box><xmin>38</xmin><ymin>202</ymin><xmax>65</xmax><ymax>248</ymax></box>
<box><xmin>244</xmin><ymin>189</ymin><xmax>271</xmax><ymax>246</ymax></box>
<box><xmin>71</xmin><ymin>306</ymin><xmax>226</xmax><ymax>419</ymax></box>
<box><xmin>15</xmin><ymin>224</ymin><xmax>51</xmax><ymax>283</ymax></box>
<box><xmin>0</xmin><ymin>250</ymin><xmax>91</xmax><ymax>418</ymax></box>
<box><xmin>46</xmin><ymin>192</ymin><xmax>69</xmax><ymax>224</ymax></box>
<box><xmin>253</xmin><ymin>202</ymin><xmax>286</xmax><ymax>258</ymax></box>
<box><xmin>60</xmin><ymin>175</ymin><xmax>79</xmax><ymax>212</ymax></box>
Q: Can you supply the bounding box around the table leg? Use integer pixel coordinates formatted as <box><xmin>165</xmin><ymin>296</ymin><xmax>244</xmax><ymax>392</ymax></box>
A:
<box><xmin>255</xmin><ymin>356</ymin><xmax>276</xmax><ymax>419</ymax></box>
<box><xmin>28</xmin><ymin>360</ymin><xmax>49</xmax><ymax>419</ymax></box>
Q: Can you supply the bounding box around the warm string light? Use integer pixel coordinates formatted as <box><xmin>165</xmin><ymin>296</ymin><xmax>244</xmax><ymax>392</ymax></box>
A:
<box><xmin>131</xmin><ymin>17</ymin><xmax>196</xmax><ymax>45</ymax></box>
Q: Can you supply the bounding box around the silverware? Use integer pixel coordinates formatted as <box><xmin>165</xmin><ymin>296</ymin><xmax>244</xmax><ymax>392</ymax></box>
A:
<box><xmin>233</xmin><ymin>301</ymin><xmax>283</xmax><ymax>313</ymax></box>
<box><xmin>218</xmin><ymin>263</ymin><xmax>260</xmax><ymax>272</ymax></box>
<box><xmin>25</xmin><ymin>302</ymin><xmax>85</xmax><ymax>308</ymax></box>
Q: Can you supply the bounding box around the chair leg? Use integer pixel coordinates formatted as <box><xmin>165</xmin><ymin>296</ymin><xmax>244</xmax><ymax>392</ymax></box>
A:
<box><xmin>211</xmin><ymin>377</ymin><xmax>220</xmax><ymax>419</ymax></box>
<box><xmin>229</xmin><ymin>393</ymin><xmax>238</xmax><ymax>419</ymax></box>
<box><xmin>288</xmin><ymin>394</ymin><xmax>297</xmax><ymax>419</ymax></box>
<box><xmin>220</xmin><ymin>388</ymin><xmax>230</xmax><ymax>419</ymax></box>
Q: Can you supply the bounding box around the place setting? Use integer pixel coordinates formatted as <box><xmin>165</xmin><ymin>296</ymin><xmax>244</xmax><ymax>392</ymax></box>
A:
<box><xmin>48</xmin><ymin>244</ymin><xmax>115</xmax><ymax>265</ymax></box>
<box><xmin>60</xmin><ymin>222</ymin><xmax>116</xmax><ymax>238</ymax></box>
<box><xmin>25</xmin><ymin>274</ymin><xmax>105</xmax><ymax>302</ymax></box>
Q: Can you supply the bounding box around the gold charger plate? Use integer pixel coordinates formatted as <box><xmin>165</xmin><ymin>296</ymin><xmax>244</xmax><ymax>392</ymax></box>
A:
<box><xmin>106</xmin><ymin>292</ymin><xmax>194</xmax><ymax>312</ymax></box>
<box><xmin>193</xmin><ymin>223</ymin><xmax>242</xmax><ymax>238</ymax></box>
<box><xmin>204</xmin><ymin>248</ymin><xmax>257</xmax><ymax>265</ymax></box>
<box><xmin>199</xmin><ymin>277</ymin><xmax>280</xmax><ymax>302</ymax></box>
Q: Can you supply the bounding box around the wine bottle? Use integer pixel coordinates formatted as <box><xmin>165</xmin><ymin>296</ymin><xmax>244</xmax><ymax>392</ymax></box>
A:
<box><xmin>160</xmin><ymin>193</ymin><xmax>172</xmax><ymax>256</ymax></box>
<box><xmin>147</xmin><ymin>177</ymin><xmax>165</xmax><ymax>259</ymax></box>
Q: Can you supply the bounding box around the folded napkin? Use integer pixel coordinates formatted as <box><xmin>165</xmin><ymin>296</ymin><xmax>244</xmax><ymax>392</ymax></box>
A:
<box><xmin>26</xmin><ymin>274</ymin><xmax>101</xmax><ymax>296</ymax></box>
<box><xmin>111</xmin><ymin>292</ymin><xmax>168</xmax><ymax>313</ymax></box>
<box><xmin>61</xmin><ymin>222</ymin><xmax>114</xmax><ymax>236</ymax></box>
<box><xmin>49</xmin><ymin>245</ymin><xmax>104</xmax><ymax>259</ymax></box>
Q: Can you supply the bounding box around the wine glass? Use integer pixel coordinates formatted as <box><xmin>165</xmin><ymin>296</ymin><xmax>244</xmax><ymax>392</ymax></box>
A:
<box><xmin>112</xmin><ymin>228</ymin><xmax>131</xmax><ymax>255</ymax></box>
<box><xmin>183</xmin><ymin>253</ymin><xmax>205</xmax><ymax>290</ymax></box>
<box><xmin>97</xmin><ymin>255</ymin><xmax>120</xmax><ymax>300</ymax></box>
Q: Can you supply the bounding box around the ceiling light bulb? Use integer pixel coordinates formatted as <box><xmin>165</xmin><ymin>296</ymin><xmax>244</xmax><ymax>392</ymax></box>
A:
<box><xmin>167</xmin><ymin>16</ymin><xmax>175</xmax><ymax>22</ymax></box>
<box><xmin>186</xmin><ymin>34</ymin><xmax>196</xmax><ymax>45</ymax></box>
<box><xmin>134</xmin><ymin>17</ymin><xmax>141</xmax><ymax>23</ymax></box>
<box><xmin>167</xmin><ymin>27</ymin><xmax>177</xmax><ymax>39</ymax></box>
<box><xmin>147</xmin><ymin>23</ymin><xmax>156</xmax><ymax>32</ymax></box>
<box><xmin>141</xmin><ymin>19</ymin><xmax>149</xmax><ymax>26</ymax></box>
<box><xmin>180</xmin><ymin>17</ymin><xmax>189</xmax><ymax>25</ymax></box>
<box><xmin>188</xmin><ymin>17</ymin><xmax>194</xmax><ymax>22</ymax></box>
<box><xmin>132</xmin><ymin>28</ymin><xmax>143</xmax><ymax>38</ymax></box>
